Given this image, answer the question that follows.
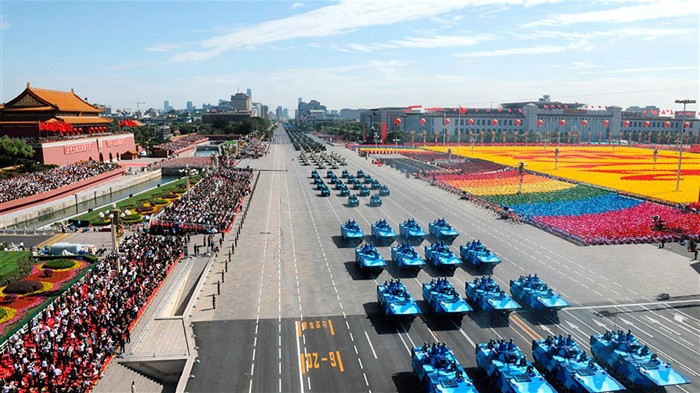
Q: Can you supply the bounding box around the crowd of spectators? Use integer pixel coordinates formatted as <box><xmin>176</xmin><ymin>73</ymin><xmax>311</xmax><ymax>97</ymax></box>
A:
<box><xmin>15</xmin><ymin>130</ymin><xmax>131</xmax><ymax>145</ymax></box>
<box><xmin>0</xmin><ymin>161</ymin><xmax>120</xmax><ymax>204</ymax></box>
<box><xmin>0</xmin><ymin>233</ymin><xmax>184</xmax><ymax>392</ymax></box>
<box><xmin>150</xmin><ymin>163</ymin><xmax>253</xmax><ymax>234</ymax></box>
<box><xmin>152</xmin><ymin>135</ymin><xmax>207</xmax><ymax>153</ymax></box>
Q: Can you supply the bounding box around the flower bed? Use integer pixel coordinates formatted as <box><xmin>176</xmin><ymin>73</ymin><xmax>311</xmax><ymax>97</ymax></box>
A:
<box><xmin>0</xmin><ymin>258</ymin><xmax>89</xmax><ymax>336</ymax></box>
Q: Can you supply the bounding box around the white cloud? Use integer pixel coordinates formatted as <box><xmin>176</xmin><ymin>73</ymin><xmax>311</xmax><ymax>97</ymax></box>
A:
<box><xmin>291</xmin><ymin>2</ymin><xmax>305</xmax><ymax>9</ymax></box>
<box><xmin>339</xmin><ymin>33</ymin><xmax>496</xmax><ymax>53</ymax></box>
<box><xmin>169</xmin><ymin>0</ymin><xmax>477</xmax><ymax>63</ymax></box>
<box><xmin>144</xmin><ymin>43</ymin><xmax>187</xmax><ymax>52</ymax></box>
<box><xmin>523</xmin><ymin>0</ymin><xmax>698</xmax><ymax>27</ymax></box>
<box><xmin>602</xmin><ymin>65</ymin><xmax>698</xmax><ymax>74</ymax></box>
<box><xmin>456</xmin><ymin>44</ymin><xmax>569</xmax><ymax>58</ymax></box>
<box><xmin>569</xmin><ymin>61</ymin><xmax>601</xmax><ymax>69</ymax></box>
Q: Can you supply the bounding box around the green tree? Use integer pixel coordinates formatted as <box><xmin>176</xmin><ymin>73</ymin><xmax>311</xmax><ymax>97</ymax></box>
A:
<box><xmin>0</xmin><ymin>136</ymin><xmax>35</xmax><ymax>167</ymax></box>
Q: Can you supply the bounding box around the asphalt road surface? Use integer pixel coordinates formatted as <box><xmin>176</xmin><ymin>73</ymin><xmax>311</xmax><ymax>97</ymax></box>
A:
<box><xmin>186</xmin><ymin>125</ymin><xmax>699</xmax><ymax>393</ymax></box>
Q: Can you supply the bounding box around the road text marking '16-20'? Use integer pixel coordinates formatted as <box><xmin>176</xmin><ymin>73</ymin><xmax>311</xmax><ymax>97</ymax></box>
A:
<box><xmin>300</xmin><ymin>351</ymin><xmax>344</xmax><ymax>374</ymax></box>
<box><xmin>297</xmin><ymin>319</ymin><xmax>335</xmax><ymax>336</ymax></box>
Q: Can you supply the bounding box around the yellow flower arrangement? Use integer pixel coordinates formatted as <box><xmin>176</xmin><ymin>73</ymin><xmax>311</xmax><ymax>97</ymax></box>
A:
<box><xmin>0</xmin><ymin>306</ymin><xmax>17</xmax><ymax>325</ymax></box>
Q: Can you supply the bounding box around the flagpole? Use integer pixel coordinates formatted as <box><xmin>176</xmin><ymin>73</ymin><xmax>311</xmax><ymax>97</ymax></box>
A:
<box><xmin>457</xmin><ymin>105</ymin><xmax>461</xmax><ymax>155</ymax></box>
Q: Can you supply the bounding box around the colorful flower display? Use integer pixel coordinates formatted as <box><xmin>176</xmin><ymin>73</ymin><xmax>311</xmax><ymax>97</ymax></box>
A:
<box><xmin>0</xmin><ymin>258</ymin><xmax>89</xmax><ymax>335</ymax></box>
<box><xmin>412</xmin><ymin>146</ymin><xmax>700</xmax><ymax>245</ymax></box>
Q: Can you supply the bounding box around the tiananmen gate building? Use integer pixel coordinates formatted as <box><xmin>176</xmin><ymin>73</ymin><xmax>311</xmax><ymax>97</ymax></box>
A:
<box><xmin>0</xmin><ymin>83</ymin><xmax>137</xmax><ymax>165</ymax></box>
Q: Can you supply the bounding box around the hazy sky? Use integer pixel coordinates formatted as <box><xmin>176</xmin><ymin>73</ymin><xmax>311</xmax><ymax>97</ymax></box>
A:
<box><xmin>1</xmin><ymin>0</ymin><xmax>698</xmax><ymax>114</ymax></box>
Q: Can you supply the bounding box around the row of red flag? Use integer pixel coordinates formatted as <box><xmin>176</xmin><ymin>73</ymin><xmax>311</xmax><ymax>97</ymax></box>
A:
<box><xmin>118</xmin><ymin>119</ymin><xmax>139</xmax><ymax>127</ymax></box>
<box><xmin>38</xmin><ymin>121</ymin><xmax>73</xmax><ymax>132</ymax></box>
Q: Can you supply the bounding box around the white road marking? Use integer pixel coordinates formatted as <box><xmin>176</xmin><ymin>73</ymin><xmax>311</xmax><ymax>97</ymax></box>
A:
<box><xmin>364</xmin><ymin>331</ymin><xmax>378</xmax><ymax>359</ymax></box>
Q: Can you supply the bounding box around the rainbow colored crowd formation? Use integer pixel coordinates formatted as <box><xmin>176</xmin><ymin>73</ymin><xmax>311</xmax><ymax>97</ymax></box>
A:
<box><xmin>383</xmin><ymin>147</ymin><xmax>700</xmax><ymax>245</ymax></box>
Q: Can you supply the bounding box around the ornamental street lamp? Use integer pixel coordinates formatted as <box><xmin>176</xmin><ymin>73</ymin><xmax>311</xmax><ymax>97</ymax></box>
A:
<box><xmin>393</xmin><ymin>138</ymin><xmax>400</xmax><ymax>154</ymax></box>
<box><xmin>674</xmin><ymin>99</ymin><xmax>695</xmax><ymax>191</ymax></box>
<box><xmin>517</xmin><ymin>161</ymin><xmax>526</xmax><ymax>194</ymax></box>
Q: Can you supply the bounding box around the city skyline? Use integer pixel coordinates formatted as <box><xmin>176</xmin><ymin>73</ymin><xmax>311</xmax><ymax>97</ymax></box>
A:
<box><xmin>1</xmin><ymin>0</ymin><xmax>697</xmax><ymax>114</ymax></box>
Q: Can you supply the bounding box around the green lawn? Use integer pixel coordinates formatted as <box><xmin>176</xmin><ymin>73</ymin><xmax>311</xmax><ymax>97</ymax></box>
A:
<box><xmin>0</xmin><ymin>251</ymin><xmax>31</xmax><ymax>277</ymax></box>
<box><xmin>72</xmin><ymin>175</ymin><xmax>202</xmax><ymax>224</ymax></box>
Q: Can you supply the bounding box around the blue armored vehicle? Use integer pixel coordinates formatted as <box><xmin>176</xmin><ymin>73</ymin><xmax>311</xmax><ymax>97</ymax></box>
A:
<box><xmin>422</xmin><ymin>278</ymin><xmax>473</xmax><ymax>317</ymax></box>
<box><xmin>310</xmin><ymin>170</ymin><xmax>319</xmax><ymax>178</ymax></box>
<box><xmin>399</xmin><ymin>218</ymin><xmax>426</xmax><ymax>244</ymax></box>
<box><xmin>341</xmin><ymin>219</ymin><xmax>364</xmax><ymax>243</ymax></box>
<box><xmin>510</xmin><ymin>274</ymin><xmax>569</xmax><ymax>311</ymax></box>
<box><xmin>319</xmin><ymin>184</ymin><xmax>330</xmax><ymax>196</ymax></box>
<box><xmin>476</xmin><ymin>339</ymin><xmax>556</xmax><ymax>393</ymax></box>
<box><xmin>460</xmin><ymin>240</ymin><xmax>501</xmax><ymax>270</ymax></box>
<box><xmin>356</xmin><ymin>169</ymin><xmax>366</xmax><ymax>178</ymax></box>
<box><xmin>371</xmin><ymin>180</ymin><xmax>381</xmax><ymax>189</ymax></box>
<box><xmin>376</xmin><ymin>279</ymin><xmax>422</xmax><ymax>318</ymax></box>
<box><xmin>364</xmin><ymin>175</ymin><xmax>374</xmax><ymax>184</ymax></box>
<box><xmin>378</xmin><ymin>185</ymin><xmax>390</xmax><ymax>196</ymax></box>
<box><xmin>371</xmin><ymin>219</ymin><xmax>397</xmax><ymax>245</ymax></box>
<box><xmin>358</xmin><ymin>186</ymin><xmax>371</xmax><ymax>196</ymax></box>
<box><xmin>429</xmin><ymin>218</ymin><xmax>459</xmax><ymax>244</ymax></box>
<box><xmin>465</xmin><ymin>276</ymin><xmax>521</xmax><ymax>314</ymax></box>
<box><xmin>424</xmin><ymin>241</ymin><xmax>462</xmax><ymax>271</ymax></box>
<box><xmin>339</xmin><ymin>186</ymin><xmax>350</xmax><ymax>197</ymax></box>
<box><xmin>590</xmin><ymin>330</ymin><xmax>691</xmax><ymax>388</ymax></box>
<box><xmin>355</xmin><ymin>243</ymin><xmax>387</xmax><ymax>273</ymax></box>
<box><xmin>390</xmin><ymin>241</ymin><xmax>426</xmax><ymax>271</ymax></box>
<box><xmin>370</xmin><ymin>194</ymin><xmax>382</xmax><ymax>206</ymax></box>
<box><xmin>314</xmin><ymin>177</ymin><xmax>324</xmax><ymax>187</ymax></box>
<box><xmin>341</xmin><ymin>169</ymin><xmax>350</xmax><ymax>178</ymax></box>
<box><xmin>346</xmin><ymin>174</ymin><xmax>356</xmax><ymax>184</ymax></box>
<box><xmin>352</xmin><ymin>179</ymin><xmax>363</xmax><ymax>189</ymax></box>
<box><xmin>335</xmin><ymin>180</ymin><xmax>345</xmax><ymax>190</ymax></box>
<box><xmin>326</xmin><ymin>170</ymin><xmax>335</xmax><ymax>178</ymax></box>
<box><xmin>347</xmin><ymin>194</ymin><xmax>360</xmax><ymax>207</ymax></box>
<box><xmin>532</xmin><ymin>335</ymin><xmax>625</xmax><ymax>393</ymax></box>
<box><xmin>411</xmin><ymin>343</ymin><xmax>478</xmax><ymax>393</ymax></box>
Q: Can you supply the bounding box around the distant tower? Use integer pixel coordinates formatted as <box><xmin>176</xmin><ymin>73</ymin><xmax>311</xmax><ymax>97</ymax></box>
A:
<box><xmin>246</xmin><ymin>88</ymin><xmax>252</xmax><ymax>99</ymax></box>
<box><xmin>164</xmin><ymin>100</ymin><xmax>170</xmax><ymax>112</ymax></box>
<box><xmin>186</xmin><ymin>101</ymin><xmax>194</xmax><ymax>113</ymax></box>
<box><xmin>298</xmin><ymin>97</ymin><xmax>302</xmax><ymax>104</ymax></box>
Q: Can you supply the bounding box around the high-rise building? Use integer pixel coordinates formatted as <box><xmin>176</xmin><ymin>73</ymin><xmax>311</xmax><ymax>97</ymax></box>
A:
<box><xmin>297</xmin><ymin>99</ymin><xmax>327</xmax><ymax>120</ymax></box>
<box><xmin>231</xmin><ymin>93</ymin><xmax>251</xmax><ymax>112</ymax></box>
<box><xmin>275</xmin><ymin>106</ymin><xmax>284</xmax><ymax>120</ymax></box>
<box><xmin>164</xmin><ymin>100</ymin><xmax>170</xmax><ymax>112</ymax></box>
<box><xmin>283</xmin><ymin>108</ymin><xmax>289</xmax><ymax>119</ymax></box>
<box><xmin>186</xmin><ymin>101</ymin><xmax>194</xmax><ymax>113</ymax></box>
<box><xmin>246</xmin><ymin>88</ymin><xmax>252</xmax><ymax>100</ymax></box>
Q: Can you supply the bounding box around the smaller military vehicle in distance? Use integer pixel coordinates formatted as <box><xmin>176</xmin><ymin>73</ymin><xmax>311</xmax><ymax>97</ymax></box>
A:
<box><xmin>422</xmin><ymin>278</ymin><xmax>472</xmax><ymax>317</ymax></box>
<box><xmin>346</xmin><ymin>174</ymin><xmax>356</xmax><ymax>184</ymax></box>
<box><xmin>371</xmin><ymin>180</ymin><xmax>381</xmax><ymax>189</ymax></box>
<box><xmin>341</xmin><ymin>219</ymin><xmax>364</xmax><ymax>243</ymax></box>
<box><xmin>590</xmin><ymin>330</ymin><xmax>691</xmax><ymax>388</ymax></box>
<box><xmin>376</xmin><ymin>279</ymin><xmax>422</xmax><ymax>318</ymax></box>
<box><xmin>459</xmin><ymin>240</ymin><xmax>501</xmax><ymax>270</ymax></box>
<box><xmin>340</xmin><ymin>186</ymin><xmax>350</xmax><ymax>197</ymax></box>
<box><xmin>411</xmin><ymin>342</ymin><xmax>478</xmax><ymax>393</ymax></box>
<box><xmin>510</xmin><ymin>274</ymin><xmax>569</xmax><ymax>311</ymax></box>
<box><xmin>370</xmin><ymin>194</ymin><xmax>383</xmax><ymax>207</ymax></box>
<box><xmin>371</xmin><ymin>219</ymin><xmax>397</xmax><ymax>245</ymax></box>
<box><xmin>532</xmin><ymin>335</ymin><xmax>625</xmax><ymax>393</ymax></box>
<box><xmin>310</xmin><ymin>170</ymin><xmax>319</xmax><ymax>178</ymax></box>
<box><xmin>326</xmin><ymin>170</ymin><xmax>335</xmax><ymax>178</ymax></box>
<box><xmin>319</xmin><ymin>184</ymin><xmax>330</xmax><ymax>197</ymax></box>
<box><xmin>364</xmin><ymin>175</ymin><xmax>374</xmax><ymax>184</ymax></box>
<box><xmin>378</xmin><ymin>185</ymin><xmax>390</xmax><ymax>196</ymax></box>
<box><xmin>429</xmin><ymin>218</ymin><xmax>459</xmax><ymax>244</ymax></box>
<box><xmin>390</xmin><ymin>241</ymin><xmax>426</xmax><ymax>271</ymax></box>
<box><xmin>355</xmin><ymin>242</ymin><xmax>387</xmax><ymax>273</ymax></box>
<box><xmin>424</xmin><ymin>241</ymin><xmax>462</xmax><ymax>271</ymax></box>
<box><xmin>341</xmin><ymin>169</ymin><xmax>350</xmax><ymax>178</ymax></box>
<box><xmin>356</xmin><ymin>169</ymin><xmax>366</xmax><ymax>178</ymax></box>
<box><xmin>347</xmin><ymin>194</ymin><xmax>360</xmax><ymax>207</ymax></box>
<box><xmin>465</xmin><ymin>276</ymin><xmax>520</xmax><ymax>314</ymax></box>
<box><xmin>358</xmin><ymin>186</ymin><xmax>371</xmax><ymax>196</ymax></box>
<box><xmin>476</xmin><ymin>339</ymin><xmax>556</xmax><ymax>393</ymax></box>
<box><xmin>399</xmin><ymin>218</ymin><xmax>426</xmax><ymax>244</ymax></box>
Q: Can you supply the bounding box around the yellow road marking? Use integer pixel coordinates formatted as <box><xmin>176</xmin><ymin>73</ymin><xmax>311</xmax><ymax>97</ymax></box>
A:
<box><xmin>328</xmin><ymin>319</ymin><xmax>335</xmax><ymax>336</ymax></box>
<box><xmin>511</xmin><ymin>314</ymin><xmax>541</xmax><ymax>341</ymax></box>
<box><xmin>36</xmin><ymin>233</ymin><xmax>71</xmax><ymax>249</ymax></box>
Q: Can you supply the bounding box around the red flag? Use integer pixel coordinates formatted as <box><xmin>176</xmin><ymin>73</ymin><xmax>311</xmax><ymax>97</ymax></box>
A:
<box><xmin>544</xmin><ymin>105</ymin><xmax>548</xmax><ymax>109</ymax></box>
<box><xmin>459</xmin><ymin>106</ymin><xmax>467</xmax><ymax>115</ymax></box>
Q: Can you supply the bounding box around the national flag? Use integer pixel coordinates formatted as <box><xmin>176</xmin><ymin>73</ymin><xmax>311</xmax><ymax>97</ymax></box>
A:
<box><xmin>544</xmin><ymin>105</ymin><xmax>548</xmax><ymax>109</ymax></box>
<box><xmin>459</xmin><ymin>105</ymin><xmax>467</xmax><ymax>115</ymax></box>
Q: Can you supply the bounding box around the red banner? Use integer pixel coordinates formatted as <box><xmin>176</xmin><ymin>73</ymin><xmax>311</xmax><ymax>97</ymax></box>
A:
<box><xmin>64</xmin><ymin>142</ymin><xmax>93</xmax><ymax>154</ymax></box>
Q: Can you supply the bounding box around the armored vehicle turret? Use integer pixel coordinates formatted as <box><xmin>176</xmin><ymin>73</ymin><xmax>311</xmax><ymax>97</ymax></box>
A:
<box><xmin>422</xmin><ymin>278</ymin><xmax>472</xmax><ymax>317</ymax></box>
<box><xmin>370</xmin><ymin>194</ymin><xmax>383</xmax><ymax>206</ymax></box>
<box><xmin>376</xmin><ymin>279</ymin><xmax>421</xmax><ymax>318</ymax></box>
<box><xmin>476</xmin><ymin>339</ymin><xmax>556</xmax><ymax>393</ymax></box>
<box><xmin>460</xmin><ymin>240</ymin><xmax>501</xmax><ymax>270</ymax></box>
<box><xmin>429</xmin><ymin>218</ymin><xmax>459</xmax><ymax>244</ymax></box>
<box><xmin>412</xmin><ymin>342</ymin><xmax>478</xmax><ymax>393</ymax></box>
<box><xmin>356</xmin><ymin>169</ymin><xmax>366</xmax><ymax>178</ymax></box>
<box><xmin>590</xmin><ymin>330</ymin><xmax>691</xmax><ymax>388</ymax></box>
<box><xmin>341</xmin><ymin>169</ymin><xmax>350</xmax><ymax>178</ymax></box>
<box><xmin>355</xmin><ymin>242</ymin><xmax>387</xmax><ymax>273</ymax></box>
<box><xmin>358</xmin><ymin>186</ymin><xmax>371</xmax><ymax>196</ymax></box>
<box><xmin>390</xmin><ymin>241</ymin><xmax>426</xmax><ymax>271</ymax></box>
<box><xmin>319</xmin><ymin>184</ymin><xmax>330</xmax><ymax>196</ymax></box>
<box><xmin>465</xmin><ymin>276</ymin><xmax>520</xmax><ymax>314</ymax></box>
<box><xmin>510</xmin><ymin>274</ymin><xmax>569</xmax><ymax>311</ymax></box>
<box><xmin>340</xmin><ymin>186</ymin><xmax>350</xmax><ymax>197</ymax></box>
<box><xmin>378</xmin><ymin>185</ymin><xmax>390</xmax><ymax>196</ymax></box>
<box><xmin>424</xmin><ymin>241</ymin><xmax>462</xmax><ymax>271</ymax></box>
<box><xmin>399</xmin><ymin>218</ymin><xmax>426</xmax><ymax>244</ymax></box>
<box><xmin>532</xmin><ymin>335</ymin><xmax>625</xmax><ymax>393</ymax></box>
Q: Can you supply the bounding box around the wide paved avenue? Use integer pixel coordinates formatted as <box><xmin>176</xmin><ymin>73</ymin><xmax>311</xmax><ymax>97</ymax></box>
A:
<box><xmin>186</xmin><ymin>124</ymin><xmax>699</xmax><ymax>393</ymax></box>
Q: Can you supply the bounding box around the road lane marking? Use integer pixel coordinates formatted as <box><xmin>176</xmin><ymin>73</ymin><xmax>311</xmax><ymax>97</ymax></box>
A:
<box><xmin>365</xmin><ymin>331</ymin><xmax>378</xmax><ymax>359</ymax></box>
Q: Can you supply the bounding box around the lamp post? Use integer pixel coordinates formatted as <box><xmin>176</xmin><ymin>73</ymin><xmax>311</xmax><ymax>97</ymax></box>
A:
<box><xmin>393</xmin><ymin>138</ymin><xmax>400</xmax><ymax>154</ymax></box>
<box><xmin>517</xmin><ymin>161</ymin><xmax>526</xmax><ymax>194</ymax></box>
<box><xmin>674</xmin><ymin>99</ymin><xmax>695</xmax><ymax>191</ymax></box>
